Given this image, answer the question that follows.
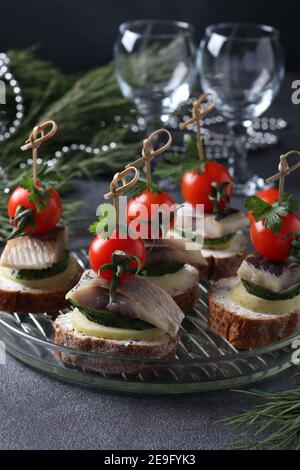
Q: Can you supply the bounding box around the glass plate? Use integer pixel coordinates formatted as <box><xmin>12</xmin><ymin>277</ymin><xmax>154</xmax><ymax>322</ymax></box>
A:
<box><xmin>0</xmin><ymin>248</ymin><xmax>298</xmax><ymax>394</ymax></box>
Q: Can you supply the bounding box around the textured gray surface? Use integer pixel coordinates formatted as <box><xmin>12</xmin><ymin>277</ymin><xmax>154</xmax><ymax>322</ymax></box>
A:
<box><xmin>1</xmin><ymin>74</ymin><xmax>300</xmax><ymax>450</ymax></box>
<box><xmin>0</xmin><ymin>354</ymin><xmax>298</xmax><ymax>450</ymax></box>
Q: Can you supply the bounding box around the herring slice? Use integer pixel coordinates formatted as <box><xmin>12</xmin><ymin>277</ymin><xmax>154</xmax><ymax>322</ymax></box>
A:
<box><xmin>144</xmin><ymin>233</ymin><xmax>207</xmax><ymax>267</ymax></box>
<box><xmin>0</xmin><ymin>225</ymin><xmax>68</xmax><ymax>270</ymax></box>
<box><xmin>238</xmin><ymin>253</ymin><xmax>300</xmax><ymax>293</ymax></box>
<box><xmin>175</xmin><ymin>204</ymin><xmax>248</xmax><ymax>239</ymax></box>
<box><xmin>204</xmin><ymin>209</ymin><xmax>249</xmax><ymax>239</ymax></box>
<box><xmin>66</xmin><ymin>270</ymin><xmax>184</xmax><ymax>337</ymax></box>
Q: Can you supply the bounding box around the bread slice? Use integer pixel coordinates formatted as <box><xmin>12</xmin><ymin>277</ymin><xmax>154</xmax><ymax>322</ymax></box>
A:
<box><xmin>141</xmin><ymin>264</ymin><xmax>199</xmax><ymax>314</ymax></box>
<box><xmin>197</xmin><ymin>232</ymin><xmax>247</xmax><ymax>281</ymax></box>
<box><xmin>208</xmin><ymin>277</ymin><xmax>300</xmax><ymax>349</ymax></box>
<box><xmin>172</xmin><ymin>283</ymin><xmax>199</xmax><ymax>314</ymax></box>
<box><xmin>0</xmin><ymin>255</ymin><xmax>83</xmax><ymax>314</ymax></box>
<box><xmin>54</xmin><ymin>312</ymin><xmax>178</xmax><ymax>374</ymax></box>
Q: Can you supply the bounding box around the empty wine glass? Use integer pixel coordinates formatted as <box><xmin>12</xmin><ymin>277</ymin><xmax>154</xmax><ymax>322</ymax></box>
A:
<box><xmin>198</xmin><ymin>23</ymin><xmax>285</xmax><ymax>195</ymax></box>
<box><xmin>114</xmin><ymin>20</ymin><xmax>196</xmax><ymax>133</ymax></box>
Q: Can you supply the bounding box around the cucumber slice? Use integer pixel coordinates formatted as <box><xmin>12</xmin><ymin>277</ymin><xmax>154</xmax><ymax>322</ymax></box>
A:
<box><xmin>203</xmin><ymin>233</ymin><xmax>235</xmax><ymax>248</ymax></box>
<box><xmin>241</xmin><ymin>279</ymin><xmax>300</xmax><ymax>300</ymax></box>
<box><xmin>69</xmin><ymin>300</ymin><xmax>153</xmax><ymax>330</ymax></box>
<box><xmin>141</xmin><ymin>262</ymin><xmax>184</xmax><ymax>277</ymax></box>
<box><xmin>11</xmin><ymin>251</ymin><xmax>69</xmax><ymax>280</ymax></box>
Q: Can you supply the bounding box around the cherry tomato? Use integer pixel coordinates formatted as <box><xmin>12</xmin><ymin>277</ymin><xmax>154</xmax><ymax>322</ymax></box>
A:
<box><xmin>181</xmin><ymin>161</ymin><xmax>233</xmax><ymax>212</ymax></box>
<box><xmin>8</xmin><ymin>185</ymin><xmax>62</xmax><ymax>235</ymax></box>
<box><xmin>248</xmin><ymin>187</ymin><xmax>279</xmax><ymax>224</ymax></box>
<box><xmin>127</xmin><ymin>189</ymin><xmax>175</xmax><ymax>239</ymax></box>
<box><xmin>250</xmin><ymin>213</ymin><xmax>300</xmax><ymax>261</ymax></box>
<box><xmin>89</xmin><ymin>232</ymin><xmax>146</xmax><ymax>280</ymax></box>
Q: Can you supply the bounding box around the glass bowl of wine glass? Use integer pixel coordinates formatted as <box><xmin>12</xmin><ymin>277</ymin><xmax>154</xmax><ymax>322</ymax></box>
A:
<box><xmin>198</xmin><ymin>23</ymin><xmax>285</xmax><ymax>195</ymax></box>
<box><xmin>114</xmin><ymin>20</ymin><xmax>197</xmax><ymax>133</ymax></box>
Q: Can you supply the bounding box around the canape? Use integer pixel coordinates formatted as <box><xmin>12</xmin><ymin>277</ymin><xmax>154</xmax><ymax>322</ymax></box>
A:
<box><xmin>209</xmin><ymin>151</ymin><xmax>300</xmax><ymax>348</ymax></box>
<box><xmin>154</xmin><ymin>93</ymin><xmax>248</xmax><ymax>280</ymax></box>
<box><xmin>55</xmin><ymin>167</ymin><xmax>184</xmax><ymax>374</ymax></box>
<box><xmin>0</xmin><ymin>121</ymin><xmax>83</xmax><ymax>313</ymax></box>
<box><xmin>125</xmin><ymin>129</ymin><xmax>206</xmax><ymax>313</ymax></box>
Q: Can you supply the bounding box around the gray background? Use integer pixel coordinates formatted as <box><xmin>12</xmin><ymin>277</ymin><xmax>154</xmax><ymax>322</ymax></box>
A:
<box><xmin>0</xmin><ymin>355</ymin><xmax>298</xmax><ymax>450</ymax></box>
<box><xmin>1</xmin><ymin>0</ymin><xmax>300</xmax><ymax>71</ymax></box>
<box><xmin>0</xmin><ymin>73</ymin><xmax>300</xmax><ymax>450</ymax></box>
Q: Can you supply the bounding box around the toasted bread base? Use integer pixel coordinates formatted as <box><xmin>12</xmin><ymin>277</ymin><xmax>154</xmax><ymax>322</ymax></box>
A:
<box><xmin>208</xmin><ymin>277</ymin><xmax>300</xmax><ymax>349</ymax></box>
<box><xmin>54</xmin><ymin>313</ymin><xmax>178</xmax><ymax>374</ymax></box>
<box><xmin>172</xmin><ymin>283</ymin><xmax>199</xmax><ymax>314</ymax></box>
<box><xmin>143</xmin><ymin>264</ymin><xmax>200</xmax><ymax>314</ymax></box>
<box><xmin>196</xmin><ymin>233</ymin><xmax>247</xmax><ymax>281</ymax></box>
<box><xmin>0</xmin><ymin>258</ymin><xmax>83</xmax><ymax>314</ymax></box>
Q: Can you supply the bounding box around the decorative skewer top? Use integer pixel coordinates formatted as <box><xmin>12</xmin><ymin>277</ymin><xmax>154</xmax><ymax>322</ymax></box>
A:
<box><xmin>104</xmin><ymin>166</ymin><xmax>140</xmax><ymax>228</ymax></box>
<box><xmin>266</xmin><ymin>150</ymin><xmax>300</xmax><ymax>204</ymax></box>
<box><xmin>126</xmin><ymin>128</ymin><xmax>172</xmax><ymax>188</ymax></box>
<box><xmin>20</xmin><ymin>120</ymin><xmax>58</xmax><ymax>183</ymax></box>
<box><xmin>179</xmin><ymin>92</ymin><xmax>216</xmax><ymax>162</ymax></box>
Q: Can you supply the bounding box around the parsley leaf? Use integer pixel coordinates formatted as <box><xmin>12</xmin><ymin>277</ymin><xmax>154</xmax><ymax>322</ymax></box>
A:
<box><xmin>245</xmin><ymin>192</ymin><xmax>299</xmax><ymax>233</ymax></box>
<box><xmin>88</xmin><ymin>212</ymin><xmax>113</xmax><ymax>238</ymax></box>
<box><xmin>37</xmin><ymin>164</ymin><xmax>63</xmax><ymax>188</ymax></box>
<box><xmin>7</xmin><ymin>205</ymin><xmax>35</xmax><ymax>240</ymax></box>
<box><xmin>209</xmin><ymin>181</ymin><xmax>231</xmax><ymax>213</ymax></box>
<box><xmin>154</xmin><ymin>134</ymin><xmax>207</xmax><ymax>181</ymax></box>
<box><xmin>124</xmin><ymin>178</ymin><xmax>162</xmax><ymax>199</ymax></box>
<box><xmin>20</xmin><ymin>164</ymin><xmax>62</xmax><ymax>213</ymax></box>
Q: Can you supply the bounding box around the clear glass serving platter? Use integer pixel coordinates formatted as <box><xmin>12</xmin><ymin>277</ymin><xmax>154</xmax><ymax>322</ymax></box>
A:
<box><xmin>0</xmin><ymin>248</ymin><xmax>298</xmax><ymax>394</ymax></box>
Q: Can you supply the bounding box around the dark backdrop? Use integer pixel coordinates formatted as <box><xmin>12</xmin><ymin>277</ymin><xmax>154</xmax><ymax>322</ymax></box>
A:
<box><xmin>1</xmin><ymin>0</ymin><xmax>299</xmax><ymax>71</ymax></box>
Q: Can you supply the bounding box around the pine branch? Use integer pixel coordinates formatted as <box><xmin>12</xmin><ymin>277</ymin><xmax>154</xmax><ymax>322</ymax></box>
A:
<box><xmin>154</xmin><ymin>134</ymin><xmax>205</xmax><ymax>181</ymax></box>
<box><xmin>0</xmin><ymin>48</ymin><xmax>141</xmax><ymax>241</ymax></box>
<box><xmin>220</xmin><ymin>382</ymin><xmax>300</xmax><ymax>449</ymax></box>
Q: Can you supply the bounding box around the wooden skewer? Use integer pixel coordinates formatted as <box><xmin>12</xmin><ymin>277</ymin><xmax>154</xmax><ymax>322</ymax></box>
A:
<box><xmin>179</xmin><ymin>92</ymin><xmax>216</xmax><ymax>162</ymax></box>
<box><xmin>126</xmin><ymin>128</ymin><xmax>172</xmax><ymax>188</ymax></box>
<box><xmin>265</xmin><ymin>150</ymin><xmax>300</xmax><ymax>204</ymax></box>
<box><xmin>104</xmin><ymin>166</ymin><xmax>140</xmax><ymax>227</ymax></box>
<box><xmin>20</xmin><ymin>120</ymin><xmax>58</xmax><ymax>183</ymax></box>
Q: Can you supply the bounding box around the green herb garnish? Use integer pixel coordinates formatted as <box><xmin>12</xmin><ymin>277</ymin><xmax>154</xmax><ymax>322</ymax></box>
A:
<box><xmin>124</xmin><ymin>178</ymin><xmax>162</xmax><ymax>199</ymax></box>
<box><xmin>99</xmin><ymin>250</ymin><xmax>142</xmax><ymax>305</ymax></box>
<box><xmin>7</xmin><ymin>205</ymin><xmax>35</xmax><ymax>240</ymax></box>
<box><xmin>245</xmin><ymin>192</ymin><xmax>299</xmax><ymax>233</ymax></box>
<box><xmin>154</xmin><ymin>134</ymin><xmax>206</xmax><ymax>181</ymax></box>
<box><xmin>209</xmin><ymin>181</ymin><xmax>231</xmax><ymax>213</ymax></box>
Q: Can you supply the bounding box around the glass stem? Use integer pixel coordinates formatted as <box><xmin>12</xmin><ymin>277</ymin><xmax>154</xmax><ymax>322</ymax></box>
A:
<box><xmin>227</xmin><ymin>121</ymin><xmax>250</xmax><ymax>185</ymax></box>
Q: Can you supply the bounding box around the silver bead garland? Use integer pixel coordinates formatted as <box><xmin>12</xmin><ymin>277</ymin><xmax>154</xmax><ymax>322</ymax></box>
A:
<box><xmin>0</xmin><ymin>52</ymin><xmax>288</xmax><ymax>167</ymax></box>
<box><xmin>0</xmin><ymin>52</ymin><xmax>24</xmax><ymax>141</ymax></box>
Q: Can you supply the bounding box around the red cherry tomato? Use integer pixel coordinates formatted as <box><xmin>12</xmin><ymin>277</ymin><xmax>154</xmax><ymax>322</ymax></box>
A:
<box><xmin>248</xmin><ymin>187</ymin><xmax>279</xmax><ymax>224</ymax></box>
<box><xmin>8</xmin><ymin>185</ymin><xmax>62</xmax><ymax>235</ymax></box>
<box><xmin>181</xmin><ymin>161</ymin><xmax>233</xmax><ymax>212</ymax></box>
<box><xmin>250</xmin><ymin>213</ymin><xmax>300</xmax><ymax>261</ymax></box>
<box><xmin>89</xmin><ymin>232</ymin><xmax>146</xmax><ymax>281</ymax></box>
<box><xmin>127</xmin><ymin>189</ymin><xmax>175</xmax><ymax>239</ymax></box>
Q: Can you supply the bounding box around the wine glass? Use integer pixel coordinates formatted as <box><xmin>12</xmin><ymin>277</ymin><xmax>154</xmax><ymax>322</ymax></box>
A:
<box><xmin>198</xmin><ymin>23</ymin><xmax>285</xmax><ymax>195</ymax></box>
<box><xmin>114</xmin><ymin>20</ymin><xmax>196</xmax><ymax>133</ymax></box>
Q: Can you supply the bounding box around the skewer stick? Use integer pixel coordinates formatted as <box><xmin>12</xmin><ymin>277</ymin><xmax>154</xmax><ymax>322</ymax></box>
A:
<box><xmin>179</xmin><ymin>92</ymin><xmax>216</xmax><ymax>162</ymax></box>
<box><xmin>265</xmin><ymin>150</ymin><xmax>300</xmax><ymax>204</ymax></box>
<box><xmin>104</xmin><ymin>166</ymin><xmax>140</xmax><ymax>228</ymax></box>
<box><xmin>20</xmin><ymin>120</ymin><xmax>58</xmax><ymax>183</ymax></box>
<box><xmin>126</xmin><ymin>128</ymin><xmax>172</xmax><ymax>188</ymax></box>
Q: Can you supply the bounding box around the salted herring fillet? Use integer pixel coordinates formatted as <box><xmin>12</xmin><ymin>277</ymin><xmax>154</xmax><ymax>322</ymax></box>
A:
<box><xmin>144</xmin><ymin>233</ymin><xmax>207</xmax><ymax>267</ymax></box>
<box><xmin>238</xmin><ymin>253</ymin><xmax>300</xmax><ymax>293</ymax></box>
<box><xmin>0</xmin><ymin>225</ymin><xmax>68</xmax><ymax>270</ymax></box>
<box><xmin>66</xmin><ymin>270</ymin><xmax>184</xmax><ymax>337</ymax></box>
<box><xmin>175</xmin><ymin>204</ymin><xmax>248</xmax><ymax>239</ymax></box>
